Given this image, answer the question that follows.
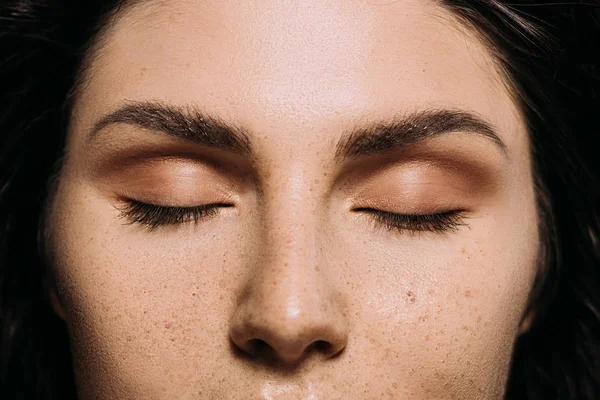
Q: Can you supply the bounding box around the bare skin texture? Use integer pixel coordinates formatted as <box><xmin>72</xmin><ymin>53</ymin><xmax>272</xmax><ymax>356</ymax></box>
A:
<box><xmin>46</xmin><ymin>0</ymin><xmax>540</xmax><ymax>398</ymax></box>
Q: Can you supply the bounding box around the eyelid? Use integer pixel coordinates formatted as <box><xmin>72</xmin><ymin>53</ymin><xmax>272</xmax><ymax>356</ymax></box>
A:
<box><xmin>337</xmin><ymin>148</ymin><xmax>502</xmax><ymax>214</ymax></box>
<box><xmin>109</xmin><ymin>177</ymin><xmax>240</xmax><ymax>208</ymax></box>
<box><xmin>90</xmin><ymin>152</ymin><xmax>248</xmax><ymax>205</ymax></box>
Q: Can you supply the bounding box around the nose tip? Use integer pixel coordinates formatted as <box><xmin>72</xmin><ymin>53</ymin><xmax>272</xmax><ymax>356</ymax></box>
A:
<box><xmin>229</xmin><ymin>307</ymin><xmax>348</xmax><ymax>366</ymax></box>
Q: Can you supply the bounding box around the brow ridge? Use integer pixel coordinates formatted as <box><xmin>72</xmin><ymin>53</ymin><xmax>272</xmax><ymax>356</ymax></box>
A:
<box><xmin>90</xmin><ymin>102</ymin><xmax>506</xmax><ymax>162</ymax></box>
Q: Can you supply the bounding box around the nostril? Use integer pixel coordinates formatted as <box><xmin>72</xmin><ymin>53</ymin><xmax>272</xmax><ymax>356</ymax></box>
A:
<box><xmin>240</xmin><ymin>338</ymin><xmax>284</xmax><ymax>363</ymax></box>
<box><xmin>309</xmin><ymin>340</ymin><xmax>345</xmax><ymax>359</ymax></box>
<box><xmin>247</xmin><ymin>338</ymin><xmax>269</xmax><ymax>356</ymax></box>
<box><xmin>236</xmin><ymin>336</ymin><xmax>342</xmax><ymax>365</ymax></box>
<box><xmin>309</xmin><ymin>340</ymin><xmax>330</xmax><ymax>353</ymax></box>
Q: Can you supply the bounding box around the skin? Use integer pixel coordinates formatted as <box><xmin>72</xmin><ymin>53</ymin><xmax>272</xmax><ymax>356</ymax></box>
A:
<box><xmin>47</xmin><ymin>0</ymin><xmax>540</xmax><ymax>398</ymax></box>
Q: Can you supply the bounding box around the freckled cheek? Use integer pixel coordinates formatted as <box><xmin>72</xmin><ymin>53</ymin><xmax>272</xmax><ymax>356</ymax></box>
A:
<box><xmin>49</xmin><ymin>190</ymin><xmax>251</xmax><ymax>377</ymax></box>
<box><xmin>345</xmin><ymin>237</ymin><xmax>532</xmax><ymax>363</ymax></box>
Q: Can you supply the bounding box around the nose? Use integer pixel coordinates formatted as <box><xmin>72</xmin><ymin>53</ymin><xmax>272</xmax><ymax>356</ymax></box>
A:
<box><xmin>228</xmin><ymin>222</ymin><xmax>348</xmax><ymax>366</ymax></box>
<box><xmin>229</xmin><ymin>272</ymin><xmax>348</xmax><ymax>366</ymax></box>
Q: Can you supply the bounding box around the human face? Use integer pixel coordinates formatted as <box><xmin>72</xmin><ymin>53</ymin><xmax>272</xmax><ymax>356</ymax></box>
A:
<box><xmin>47</xmin><ymin>0</ymin><xmax>540</xmax><ymax>398</ymax></box>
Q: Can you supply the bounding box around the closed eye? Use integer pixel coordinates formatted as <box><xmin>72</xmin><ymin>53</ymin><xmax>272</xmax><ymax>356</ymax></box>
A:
<box><xmin>355</xmin><ymin>208</ymin><xmax>467</xmax><ymax>234</ymax></box>
<box><xmin>116</xmin><ymin>200</ymin><xmax>233</xmax><ymax>231</ymax></box>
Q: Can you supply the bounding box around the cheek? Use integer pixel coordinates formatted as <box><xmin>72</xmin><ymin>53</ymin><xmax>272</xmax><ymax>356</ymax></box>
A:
<box><xmin>48</xmin><ymin>185</ymin><xmax>248</xmax><ymax>396</ymax></box>
<box><xmin>337</xmin><ymin>209</ymin><xmax>538</xmax><ymax>394</ymax></box>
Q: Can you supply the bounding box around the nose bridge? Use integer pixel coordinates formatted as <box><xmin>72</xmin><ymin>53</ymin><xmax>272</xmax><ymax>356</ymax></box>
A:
<box><xmin>256</xmin><ymin>165</ymin><xmax>327</xmax><ymax>320</ymax></box>
<box><xmin>261</xmin><ymin>162</ymin><xmax>323</xmax><ymax>270</ymax></box>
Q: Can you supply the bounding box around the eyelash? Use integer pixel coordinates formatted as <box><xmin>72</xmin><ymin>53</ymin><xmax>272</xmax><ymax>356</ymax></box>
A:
<box><xmin>117</xmin><ymin>201</ymin><xmax>466</xmax><ymax>234</ymax></box>
<box><xmin>117</xmin><ymin>200</ymin><xmax>231</xmax><ymax>231</ymax></box>
<box><xmin>356</xmin><ymin>208</ymin><xmax>466</xmax><ymax>234</ymax></box>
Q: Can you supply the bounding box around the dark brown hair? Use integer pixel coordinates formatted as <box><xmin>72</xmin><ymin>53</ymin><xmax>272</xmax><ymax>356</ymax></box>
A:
<box><xmin>1</xmin><ymin>1</ymin><xmax>598</xmax><ymax>398</ymax></box>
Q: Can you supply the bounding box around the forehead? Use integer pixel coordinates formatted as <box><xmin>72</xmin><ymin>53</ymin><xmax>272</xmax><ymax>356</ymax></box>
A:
<box><xmin>74</xmin><ymin>0</ymin><xmax>524</xmax><ymax>152</ymax></box>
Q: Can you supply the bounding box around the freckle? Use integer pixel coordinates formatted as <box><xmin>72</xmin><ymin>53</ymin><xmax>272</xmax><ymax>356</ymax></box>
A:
<box><xmin>165</xmin><ymin>322</ymin><xmax>172</xmax><ymax>329</ymax></box>
<box><xmin>315</xmin><ymin>266</ymin><xmax>320</xmax><ymax>271</ymax></box>
<box><xmin>284</xmin><ymin>262</ymin><xmax>289</xmax><ymax>267</ymax></box>
<box><xmin>465</xmin><ymin>290</ymin><xmax>473</xmax><ymax>298</ymax></box>
<box><xmin>314</xmin><ymin>179</ymin><xmax>320</xmax><ymax>184</ymax></box>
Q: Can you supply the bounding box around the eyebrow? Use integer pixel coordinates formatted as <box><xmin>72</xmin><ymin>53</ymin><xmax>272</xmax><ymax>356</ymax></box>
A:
<box><xmin>90</xmin><ymin>101</ymin><xmax>252</xmax><ymax>154</ymax></box>
<box><xmin>335</xmin><ymin>109</ymin><xmax>507</xmax><ymax>160</ymax></box>
<box><xmin>90</xmin><ymin>101</ymin><xmax>507</xmax><ymax>160</ymax></box>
